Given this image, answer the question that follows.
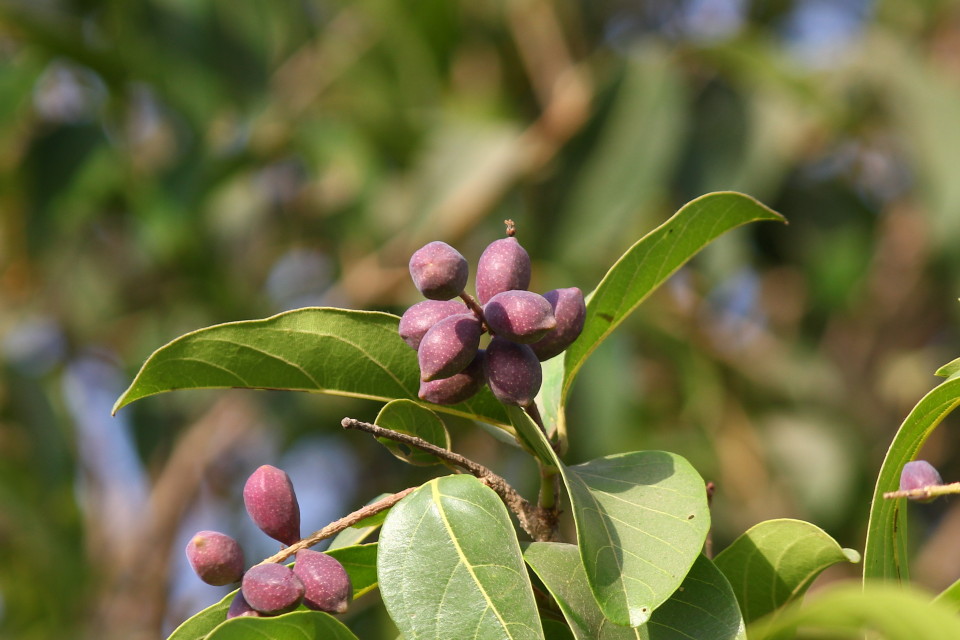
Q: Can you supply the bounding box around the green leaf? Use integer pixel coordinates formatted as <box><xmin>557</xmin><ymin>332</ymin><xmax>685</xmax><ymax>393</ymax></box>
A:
<box><xmin>935</xmin><ymin>356</ymin><xmax>960</xmax><ymax>379</ymax></box>
<box><xmin>563</xmin><ymin>452</ymin><xmax>711</xmax><ymax>627</ymax></box>
<box><xmin>167</xmin><ymin>590</ymin><xmax>234</xmax><ymax>640</ymax></box>
<box><xmin>205</xmin><ymin>610</ymin><xmax>359</xmax><ymax>639</ymax></box>
<box><xmin>506</xmin><ymin>404</ymin><xmax>560</xmax><ymax>470</ymax></box>
<box><xmin>327</xmin><ymin>495</ymin><xmax>390</xmax><ymax>550</ymax></box>
<box><xmin>506</xmin><ymin>407</ymin><xmax>710</xmax><ymax>628</ymax></box>
<box><xmin>863</xmin><ymin>376</ymin><xmax>960</xmax><ymax>581</ymax></box>
<box><xmin>748</xmin><ymin>582</ymin><xmax>960</xmax><ymax>640</ymax></box>
<box><xmin>378</xmin><ymin>474</ymin><xmax>544</xmax><ymax>640</ymax></box>
<box><xmin>933</xmin><ymin>576</ymin><xmax>960</xmax><ymax>614</ymax></box>
<box><xmin>112</xmin><ymin>307</ymin><xmax>509</xmax><ymax>427</ymax></box>
<box><xmin>525</xmin><ymin>543</ymin><xmax>745</xmax><ymax>640</ymax></box>
<box><xmin>375</xmin><ymin>400</ymin><xmax>451</xmax><ymax>466</ymax></box>
<box><xmin>557</xmin><ymin>192</ymin><xmax>784</xmax><ymax>419</ymax></box>
<box><xmin>542</xmin><ymin>619</ymin><xmax>576</xmax><ymax>640</ymax></box>
<box><xmin>326</xmin><ymin>543</ymin><xmax>379</xmax><ymax>599</ymax></box>
<box><xmin>712</xmin><ymin>518</ymin><xmax>860</xmax><ymax>625</ymax></box>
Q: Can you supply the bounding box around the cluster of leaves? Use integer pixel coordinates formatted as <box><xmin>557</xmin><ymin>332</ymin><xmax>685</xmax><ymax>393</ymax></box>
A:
<box><xmin>112</xmin><ymin>192</ymin><xmax>960</xmax><ymax>640</ymax></box>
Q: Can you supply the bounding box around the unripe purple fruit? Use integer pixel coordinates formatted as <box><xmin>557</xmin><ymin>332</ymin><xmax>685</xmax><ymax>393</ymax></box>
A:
<box><xmin>185</xmin><ymin>530</ymin><xmax>244</xmax><ymax>586</ymax></box>
<box><xmin>244</xmin><ymin>465</ymin><xmax>301</xmax><ymax>546</ymax></box>
<box><xmin>484</xmin><ymin>337</ymin><xmax>542</xmax><ymax>406</ymax></box>
<box><xmin>293</xmin><ymin>549</ymin><xmax>352</xmax><ymax>614</ymax></box>
<box><xmin>227</xmin><ymin>591</ymin><xmax>261</xmax><ymax>619</ymax></box>
<box><xmin>900</xmin><ymin>460</ymin><xmax>943</xmax><ymax>502</ymax></box>
<box><xmin>398</xmin><ymin>300</ymin><xmax>469</xmax><ymax>350</ymax></box>
<box><xmin>409</xmin><ymin>241</ymin><xmax>469</xmax><ymax>300</ymax></box>
<box><xmin>417</xmin><ymin>313</ymin><xmax>482</xmax><ymax>381</ymax></box>
<box><xmin>483</xmin><ymin>290</ymin><xmax>556</xmax><ymax>344</ymax></box>
<box><xmin>529</xmin><ymin>287</ymin><xmax>586</xmax><ymax>361</ymax></box>
<box><xmin>419</xmin><ymin>351</ymin><xmax>486</xmax><ymax>405</ymax></box>
<box><xmin>241</xmin><ymin>563</ymin><xmax>305</xmax><ymax>615</ymax></box>
<box><xmin>476</xmin><ymin>237</ymin><xmax>531</xmax><ymax>305</ymax></box>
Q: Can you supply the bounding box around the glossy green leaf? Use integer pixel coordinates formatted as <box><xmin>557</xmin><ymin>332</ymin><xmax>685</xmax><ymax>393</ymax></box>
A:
<box><xmin>564</xmin><ymin>452</ymin><xmax>711</xmax><ymax>627</ymax></box>
<box><xmin>935</xmin><ymin>356</ymin><xmax>960</xmax><ymax>380</ymax></box>
<box><xmin>507</xmin><ymin>408</ymin><xmax>710</xmax><ymax>628</ymax></box>
<box><xmin>326</xmin><ymin>543</ymin><xmax>379</xmax><ymax>599</ymax></box>
<box><xmin>506</xmin><ymin>404</ymin><xmax>560</xmax><ymax>470</ymax></box>
<box><xmin>525</xmin><ymin>543</ymin><xmax>745</xmax><ymax>640</ymax></box>
<box><xmin>378</xmin><ymin>474</ymin><xmax>544</xmax><ymax>640</ymax></box>
<box><xmin>205</xmin><ymin>610</ymin><xmax>359</xmax><ymax>640</ymax></box>
<box><xmin>713</xmin><ymin>518</ymin><xmax>860</xmax><ymax>624</ymax></box>
<box><xmin>167</xmin><ymin>590</ymin><xmax>234</xmax><ymax>640</ymax></box>
<box><xmin>374</xmin><ymin>400</ymin><xmax>451</xmax><ymax>466</ymax></box>
<box><xmin>558</xmin><ymin>192</ymin><xmax>784</xmax><ymax>414</ymax></box>
<box><xmin>748</xmin><ymin>582</ymin><xmax>960</xmax><ymax>640</ymax></box>
<box><xmin>112</xmin><ymin>307</ymin><xmax>509</xmax><ymax>427</ymax></box>
<box><xmin>863</xmin><ymin>376</ymin><xmax>960</xmax><ymax>581</ymax></box>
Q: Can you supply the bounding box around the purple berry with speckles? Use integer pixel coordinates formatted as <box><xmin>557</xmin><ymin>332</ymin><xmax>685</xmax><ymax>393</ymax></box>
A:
<box><xmin>244</xmin><ymin>465</ymin><xmax>301</xmax><ymax>546</ymax></box>
<box><xmin>227</xmin><ymin>591</ymin><xmax>262</xmax><ymax>619</ymax></box>
<box><xmin>417</xmin><ymin>313</ymin><xmax>482</xmax><ymax>381</ymax></box>
<box><xmin>476</xmin><ymin>237</ymin><xmax>531</xmax><ymax>304</ymax></box>
<box><xmin>484</xmin><ymin>337</ymin><xmax>542</xmax><ymax>406</ymax></box>
<box><xmin>185</xmin><ymin>530</ymin><xmax>244</xmax><ymax>586</ymax></box>
<box><xmin>900</xmin><ymin>460</ymin><xmax>943</xmax><ymax>502</ymax></box>
<box><xmin>293</xmin><ymin>549</ymin><xmax>352</xmax><ymax>614</ymax></box>
<box><xmin>483</xmin><ymin>290</ymin><xmax>556</xmax><ymax>344</ymax></box>
<box><xmin>419</xmin><ymin>351</ymin><xmax>486</xmax><ymax>405</ymax></box>
<box><xmin>409</xmin><ymin>241</ymin><xmax>469</xmax><ymax>300</ymax></box>
<box><xmin>399</xmin><ymin>300</ymin><xmax>469</xmax><ymax>350</ymax></box>
<box><xmin>241</xmin><ymin>563</ymin><xmax>305</xmax><ymax>615</ymax></box>
<box><xmin>529</xmin><ymin>287</ymin><xmax>586</xmax><ymax>361</ymax></box>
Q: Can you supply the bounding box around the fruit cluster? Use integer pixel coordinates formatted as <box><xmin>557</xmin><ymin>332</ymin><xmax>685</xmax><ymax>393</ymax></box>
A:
<box><xmin>184</xmin><ymin>465</ymin><xmax>352</xmax><ymax>618</ymax></box>
<box><xmin>400</xmin><ymin>227</ymin><xmax>586</xmax><ymax>407</ymax></box>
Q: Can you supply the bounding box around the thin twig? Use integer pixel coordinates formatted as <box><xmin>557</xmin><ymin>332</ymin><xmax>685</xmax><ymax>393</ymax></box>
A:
<box><xmin>883</xmin><ymin>482</ymin><xmax>960</xmax><ymax>501</ymax></box>
<box><xmin>260</xmin><ymin>487</ymin><xmax>417</xmax><ymax>565</ymax></box>
<box><xmin>342</xmin><ymin>417</ymin><xmax>558</xmax><ymax>541</ymax></box>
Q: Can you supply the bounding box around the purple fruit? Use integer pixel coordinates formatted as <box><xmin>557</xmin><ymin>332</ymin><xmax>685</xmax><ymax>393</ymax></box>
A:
<box><xmin>293</xmin><ymin>549</ymin><xmax>352</xmax><ymax>614</ymax></box>
<box><xmin>484</xmin><ymin>337</ymin><xmax>542</xmax><ymax>406</ymax></box>
<box><xmin>409</xmin><ymin>241</ymin><xmax>469</xmax><ymax>300</ymax></box>
<box><xmin>417</xmin><ymin>313</ymin><xmax>482</xmax><ymax>381</ymax></box>
<box><xmin>398</xmin><ymin>300</ymin><xmax>469</xmax><ymax>350</ymax></box>
<box><xmin>529</xmin><ymin>287</ymin><xmax>586</xmax><ymax>360</ymax></box>
<box><xmin>475</xmin><ymin>237</ymin><xmax>531</xmax><ymax>304</ymax></box>
<box><xmin>241</xmin><ymin>563</ymin><xmax>305</xmax><ymax>615</ymax></box>
<box><xmin>900</xmin><ymin>460</ymin><xmax>943</xmax><ymax>502</ymax></box>
<box><xmin>244</xmin><ymin>465</ymin><xmax>301</xmax><ymax>546</ymax></box>
<box><xmin>227</xmin><ymin>591</ymin><xmax>261</xmax><ymax>619</ymax></box>
<box><xmin>483</xmin><ymin>290</ymin><xmax>556</xmax><ymax>344</ymax></box>
<box><xmin>419</xmin><ymin>351</ymin><xmax>486</xmax><ymax>405</ymax></box>
<box><xmin>185</xmin><ymin>530</ymin><xmax>244</xmax><ymax>586</ymax></box>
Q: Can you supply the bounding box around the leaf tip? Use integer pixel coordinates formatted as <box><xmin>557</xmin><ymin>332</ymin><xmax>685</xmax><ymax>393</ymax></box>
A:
<box><xmin>842</xmin><ymin>548</ymin><xmax>862</xmax><ymax>564</ymax></box>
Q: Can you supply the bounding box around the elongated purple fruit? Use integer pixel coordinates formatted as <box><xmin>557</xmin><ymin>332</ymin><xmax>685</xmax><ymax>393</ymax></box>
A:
<box><xmin>419</xmin><ymin>351</ymin><xmax>486</xmax><ymax>405</ymax></box>
<box><xmin>529</xmin><ymin>287</ymin><xmax>586</xmax><ymax>361</ymax></box>
<box><xmin>399</xmin><ymin>300</ymin><xmax>469</xmax><ymax>350</ymax></box>
<box><xmin>900</xmin><ymin>460</ymin><xmax>944</xmax><ymax>502</ymax></box>
<box><xmin>484</xmin><ymin>337</ymin><xmax>542</xmax><ymax>406</ymax></box>
<box><xmin>185</xmin><ymin>530</ymin><xmax>244</xmax><ymax>586</ymax></box>
<box><xmin>417</xmin><ymin>313</ymin><xmax>482</xmax><ymax>381</ymax></box>
<box><xmin>409</xmin><ymin>241</ymin><xmax>469</xmax><ymax>300</ymax></box>
<box><xmin>241</xmin><ymin>563</ymin><xmax>305</xmax><ymax>615</ymax></box>
<box><xmin>293</xmin><ymin>549</ymin><xmax>352</xmax><ymax>614</ymax></box>
<box><xmin>244</xmin><ymin>465</ymin><xmax>301</xmax><ymax>546</ymax></box>
<box><xmin>484</xmin><ymin>290</ymin><xmax>556</xmax><ymax>343</ymax></box>
<box><xmin>476</xmin><ymin>237</ymin><xmax>531</xmax><ymax>304</ymax></box>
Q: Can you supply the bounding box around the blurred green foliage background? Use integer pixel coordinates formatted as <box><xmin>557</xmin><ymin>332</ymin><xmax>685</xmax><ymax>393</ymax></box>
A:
<box><xmin>4</xmin><ymin>0</ymin><xmax>960</xmax><ymax>637</ymax></box>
